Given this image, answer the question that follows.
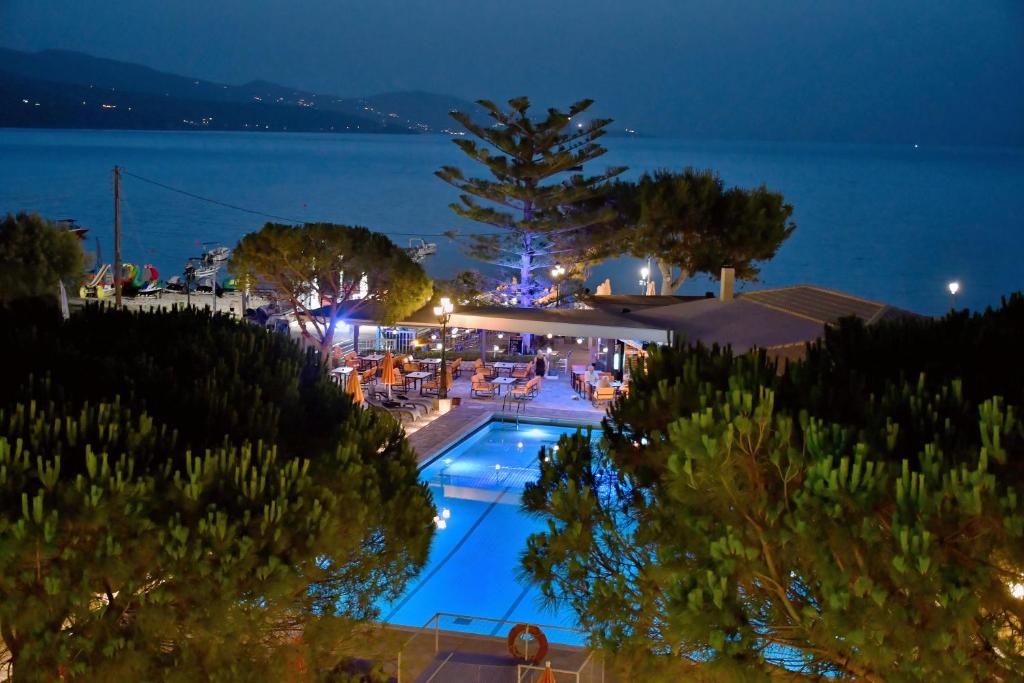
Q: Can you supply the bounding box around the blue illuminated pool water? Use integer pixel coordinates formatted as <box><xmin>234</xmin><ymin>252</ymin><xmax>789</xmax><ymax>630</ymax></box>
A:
<box><xmin>378</xmin><ymin>420</ymin><xmax>600</xmax><ymax>643</ymax></box>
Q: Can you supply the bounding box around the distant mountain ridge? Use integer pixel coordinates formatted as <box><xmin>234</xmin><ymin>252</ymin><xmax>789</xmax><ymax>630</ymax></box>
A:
<box><xmin>0</xmin><ymin>48</ymin><xmax>487</xmax><ymax>134</ymax></box>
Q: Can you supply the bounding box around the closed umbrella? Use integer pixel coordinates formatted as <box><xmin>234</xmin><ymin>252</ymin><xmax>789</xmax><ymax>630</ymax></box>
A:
<box><xmin>645</xmin><ymin>279</ymin><xmax>656</xmax><ymax>296</ymax></box>
<box><xmin>379</xmin><ymin>351</ymin><xmax>397</xmax><ymax>399</ymax></box>
<box><xmin>538</xmin><ymin>661</ymin><xmax>556</xmax><ymax>683</ymax></box>
<box><xmin>345</xmin><ymin>366</ymin><xmax>364</xmax><ymax>404</ymax></box>
<box><xmin>58</xmin><ymin>280</ymin><xmax>70</xmax><ymax>321</ymax></box>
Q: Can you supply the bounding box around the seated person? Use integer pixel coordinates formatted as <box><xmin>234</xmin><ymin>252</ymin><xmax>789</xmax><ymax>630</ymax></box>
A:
<box><xmin>583</xmin><ymin>364</ymin><xmax>598</xmax><ymax>384</ymax></box>
<box><xmin>596</xmin><ymin>373</ymin><xmax>612</xmax><ymax>389</ymax></box>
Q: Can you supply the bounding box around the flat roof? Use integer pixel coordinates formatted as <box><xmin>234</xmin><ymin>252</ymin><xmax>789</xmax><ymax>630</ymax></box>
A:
<box><xmin>333</xmin><ymin>284</ymin><xmax>919</xmax><ymax>352</ymax></box>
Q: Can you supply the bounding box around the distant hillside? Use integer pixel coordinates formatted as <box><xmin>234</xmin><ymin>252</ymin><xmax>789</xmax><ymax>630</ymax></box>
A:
<box><xmin>0</xmin><ymin>48</ymin><xmax>488</xmax><ymax>134</ymax></box>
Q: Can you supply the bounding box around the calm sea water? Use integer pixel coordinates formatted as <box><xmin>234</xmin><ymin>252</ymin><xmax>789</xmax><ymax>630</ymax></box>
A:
<box><xmin>1</xmin><ymin>128</ymin><xmax>1021</xmax><ymax>315</ymax></box>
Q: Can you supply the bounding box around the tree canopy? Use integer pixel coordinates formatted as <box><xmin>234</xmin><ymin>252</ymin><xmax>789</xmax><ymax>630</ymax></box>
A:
<box><xmin>0</xmin><ymin>212</ymin><xmax>83</xmax><ymax>304</ymax></box>
<box><xmin>523</xmin><ymin>295</ymin><xmax>1024</xmax><ymax>681</ymax></box>
<box><xmin>436</xmin><ymin>97</ymin><xmax>625</xmax><ymax>307</ymax></box>
<box><xmin>0</xmin><ymin>304</ymin><xmax>434</xmax><ymax>681</ymax></box>
<box><xmin>610</xmin><ymin>169</ymin><xmax>795</xmax><ymax>294</ymax></box>
<box><xmin>229</xmin><ymin>222</ymin><xmax>433</xmax><ymax>358</ymax></box>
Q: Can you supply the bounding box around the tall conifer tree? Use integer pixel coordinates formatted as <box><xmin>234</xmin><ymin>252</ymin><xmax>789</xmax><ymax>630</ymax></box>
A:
<box><xmin>436</xmin><ymin>97</ymin><xmax>625</xmax><ymax>307</ymax></box>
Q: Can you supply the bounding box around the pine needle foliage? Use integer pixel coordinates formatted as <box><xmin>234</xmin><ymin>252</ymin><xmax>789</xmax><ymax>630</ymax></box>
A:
<box><xmin>609</xmin><ymin>169</ymin><xmax>795</xmax><ymax>294</ymax></box>
<box><xmin>0</xmin><ymin>212</ymin><xmax>83</xmax><ymax>304</ymax></box>
<box><xmin>436</xmin><ymin>97</ymin><xmax>625</xmax><ymax>307</ymax></box>
<box><xmin>523</xmin><ymin>295</ymin><xmax>1024</xmax><ymax>681</ymax></box>
<box><xmin>0</xmin><ymin>304</ymin><xmax>434</xmax><ymax>681</ymax></box>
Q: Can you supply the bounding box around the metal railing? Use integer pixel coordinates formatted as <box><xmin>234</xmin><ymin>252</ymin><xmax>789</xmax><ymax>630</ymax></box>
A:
<box><xmin>394</xmin><ymin>612</ymin><xmax>602</xmax><ymax>683</ymax></box>
<box><xmin>517</xmin><ymin>650</ymin><xmax>603</xmax><ymax>683</ymax></box>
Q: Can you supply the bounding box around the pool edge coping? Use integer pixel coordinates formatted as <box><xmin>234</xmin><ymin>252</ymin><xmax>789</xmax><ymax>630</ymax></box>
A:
<box><xmin>410</xmin><ymin>408</ymin><xmax>605</xmax><ymax>469</ymax></box>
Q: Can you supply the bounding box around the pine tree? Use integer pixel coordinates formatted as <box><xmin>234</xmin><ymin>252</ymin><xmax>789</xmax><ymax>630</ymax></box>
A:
<box><xmin>522</xmin><ymin>296</ymin><xmax>1024</xmax><ymax>680</ymax></box>
<box><xmin>0</xmin><ymin>305</ymin><xmax>434</xmax><ymax>681</ymax></box>
<box><xmin>436</xmin><ymin>97</ymin><xmax>625</xmax><ymax>307</ymax></box>
<box><xmin>609</xmin><ymin>169</ymin><xmax>795</xmax><ymax>294</ymax></box>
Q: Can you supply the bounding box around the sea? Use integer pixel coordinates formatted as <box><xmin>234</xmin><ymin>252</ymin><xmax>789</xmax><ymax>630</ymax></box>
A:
<box><xmin>1</xmin><ymin>128</ymin><xmax>1021</xmax><ymax>316</ymax></box>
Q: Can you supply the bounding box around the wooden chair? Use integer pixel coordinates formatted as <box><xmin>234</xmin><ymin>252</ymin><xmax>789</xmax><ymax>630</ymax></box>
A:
<box><xmin>359</xmin><ymin>367</ymin><xmax>377</xmax><ymax>394</ymax></box>
<box><xmin>592</xmin><ymin>386</ymin><xmax>617</xmax><ymax>407</ymax></box>
<box><xmin>570</xmin><ymin>365</ymin><xmax>586</xmax><ymax>393</ymax></box>
<box><xmin>421</xmin><ymin>370</ymin><xmax>453</xmax><ymax>397</ymax></box>
<box><xmin>474</xmin><ymin>359</ymin><xmax>496</xmax><ymax>379</ymax></box>
<box><xmin>511</xmin><ymin>377</ymin><xmax>540</xmax><ymax>400</ymax></box>
<box><xmin>450</xmin><ymin>357</ymin><xmax>463</xmax><ymax>378</ymax></box>
<box><xmin>470</xmin><ymin>372</ymin><xmax>498</xmax><ymax>398</ymax></box>
<box><xmin>403</xmin><ymin>362</ymin><xmax>420</xmax><ymax>373</ymax></box>
<box><xmin>511</xmin><ymin>363</ymin><xmax>530</xmax><ymax>380</ymax></box>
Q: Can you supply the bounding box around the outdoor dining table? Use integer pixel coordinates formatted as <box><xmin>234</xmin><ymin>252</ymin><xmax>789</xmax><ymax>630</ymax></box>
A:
<box><xmin>586</xmin><ymin>380</ymin><xmax>623</xmax><ymax>398</ymax></box>
<box><xmin>490</xmin><ymin>376</ymin><xmax>519</xmax><ymax>394</ymax></box>
<box><xmin>403</xmin><ymin>371</ymin><xmax>433</xmax><ymax>389</ymax></box>
<box><xmin>492</xmin><ymin>361</ymin><xmax>517</xmax><ymax>375</ymax></box>
<box><xmin>416</xmin><ymin>358</ymin><xmax>442</xmax><ymax>372</ymax></box>
<box><xmin>328</xmin><ymin>366</ymin><xmax>353</xmax><ymax>384</ymax></box>
<box><xmin>361</xmin><ymin>354</ymin><xmax>385</xmax><ymax>367</ymax></box>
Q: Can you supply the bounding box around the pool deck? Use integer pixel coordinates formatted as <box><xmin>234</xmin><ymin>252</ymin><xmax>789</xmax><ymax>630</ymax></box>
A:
<box><xmin>406</xmin><ymin>370</ymin><xmax>607</xmax><ymax>464</ymax></box>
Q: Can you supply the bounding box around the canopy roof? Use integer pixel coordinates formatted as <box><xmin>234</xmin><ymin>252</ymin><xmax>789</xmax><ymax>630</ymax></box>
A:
<box><xmin>331</xmin><ymin>285</ymin><xmax>919</xmax><ymax>352</ymax></box>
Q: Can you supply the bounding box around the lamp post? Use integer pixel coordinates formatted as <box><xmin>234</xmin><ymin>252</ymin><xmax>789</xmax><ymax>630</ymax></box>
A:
<box><xmin>433</xmin><ymin>297</ymin><xmax>454</xmax><ymax>399</ymax></box>
<box><xmin>550</xmin><ymin>265</ymin><xmax>566</xmax><ymax>307</ymax></box>
<box><xmin>948</xmin><ymin>280</ymin><xmax>960</xmax><ymax>310</ymax></box>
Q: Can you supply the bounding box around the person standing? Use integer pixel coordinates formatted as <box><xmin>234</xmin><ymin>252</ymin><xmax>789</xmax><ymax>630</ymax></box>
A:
<box><xmin>535</xmin><ymin>353</ymin><xmax>547</xmax><ymax>378</ymax></box>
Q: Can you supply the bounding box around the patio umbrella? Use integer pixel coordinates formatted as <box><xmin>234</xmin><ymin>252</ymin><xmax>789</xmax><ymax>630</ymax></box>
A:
<box><xmin>645</xmin><ymin>279</ymin><xmax>656</xmax><ymax>296</ymax></box>
<box><xmin>58</xmin><ymin>280</ymin><xmax>70</xmax><ymax>320</ymax></box>
<box><xmin>441</xmin><ymin>366</ymin><xmax>453</xmax><ymax>392</ymax></box>
<box><xmin>379</xmin><ymin>351</ymin><xmax>397</xmax><ymax>399</ymax></box>
<box><xmin>538</xmin><ymin>662</ymin><xmax>556</xmax><ymax>683</ymax></box>
<box><xmin>345</xmin><ymin>366</ymin><xmax>364</xmax><ymax>404</ymax></box>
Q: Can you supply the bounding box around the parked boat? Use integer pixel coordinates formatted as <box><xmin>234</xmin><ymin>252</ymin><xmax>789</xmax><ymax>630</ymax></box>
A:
<box><xmin>201</xmin><ymin>243</ymin><xmax>231</xmax><ymax>265</ymax></box>
<box><xmin>138</xmin><ymin>280</ymin><xmax>163</xmax><ymax>296</ymax></box>
<box><xmin>165</xmin><ymin>275</ymin><xmax>187</xmax><ymax>293</ymax></box>
<box><xmin>406</xmin><ymin>238</ymin><xmax>437</xmax><ymax>263</ymax></box>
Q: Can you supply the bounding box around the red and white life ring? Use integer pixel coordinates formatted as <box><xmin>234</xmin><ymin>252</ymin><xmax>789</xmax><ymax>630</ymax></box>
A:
<box><xmin>507</xmin><ymin>623</ymin><xmax>549</xmax><ymax>663</ymax></box>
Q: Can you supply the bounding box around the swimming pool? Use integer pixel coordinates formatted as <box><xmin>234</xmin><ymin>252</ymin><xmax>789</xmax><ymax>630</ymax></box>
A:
<box><xmin>379</xmin><ymin>419</ymin><xmax>600</xmax><ymax>644</ymax></box>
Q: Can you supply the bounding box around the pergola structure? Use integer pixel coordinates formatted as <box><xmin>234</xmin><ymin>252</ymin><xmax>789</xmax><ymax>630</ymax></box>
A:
<box><xmin>340</xmin><ymin>283</ymin><xmax>918</xmax><ymax>362</ymax></box>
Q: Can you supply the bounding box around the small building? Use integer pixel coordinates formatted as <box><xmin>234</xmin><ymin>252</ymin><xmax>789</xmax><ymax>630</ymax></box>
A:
<box><xmin>338</xmin><ymin>268</ymin><xmax>920</xmax><ymax>371</ymax></box>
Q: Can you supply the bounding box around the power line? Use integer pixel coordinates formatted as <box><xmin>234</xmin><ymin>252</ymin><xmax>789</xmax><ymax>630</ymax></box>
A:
<box><xmin>119</xmin><ymin>169</ymin><xmax>468</xmax><ymax>239</ymax></box>
<box><xmin>121</xmin><ymin>170</ymin><xmax>308</xmax><ymax>224</ymax></box>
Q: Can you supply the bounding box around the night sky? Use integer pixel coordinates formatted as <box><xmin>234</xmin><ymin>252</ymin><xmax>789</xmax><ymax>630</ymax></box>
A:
<box><xmin>2</xmin><ymin>0</ymin><xmax>1022</xmax><ymax>144</ymax></box>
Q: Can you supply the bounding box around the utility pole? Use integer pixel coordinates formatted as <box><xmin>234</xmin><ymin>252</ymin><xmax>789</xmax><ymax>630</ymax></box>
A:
<box><xmin>113</xmin><ymin>165</ymin><xmax>122</xmax><ymax>308</ymax></box>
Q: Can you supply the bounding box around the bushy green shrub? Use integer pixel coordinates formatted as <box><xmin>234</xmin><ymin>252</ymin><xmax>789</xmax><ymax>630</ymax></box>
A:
<box><xmin>524</xmin><ymin>295</ymin><xmax>1024</xmax><ymax>681</ymax></box>
<box><xmin>0</xmin><ymin>305</ymin><xmax>433</xmax><ymax>681</ymax></box>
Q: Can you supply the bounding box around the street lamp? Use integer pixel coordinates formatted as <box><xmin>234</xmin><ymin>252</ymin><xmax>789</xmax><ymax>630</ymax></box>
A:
<box><xmin>639</xmin><ymin>265</ymin><xmax>650</xmax><ymax>294</ymax></box>
<box><xmin>433</xmin><ymin>297</ymin><xmax>454</xmax><ymax>399</ymax></box>
<box><xmin>550</xmin><ymin>265</ymin><xmax>566</xmax><ymax>307</ymax></box>
<box><xmin>947</xmin><ymin>280</ymin><xmax>960</xmax><ymax>309</ymax></box>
